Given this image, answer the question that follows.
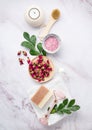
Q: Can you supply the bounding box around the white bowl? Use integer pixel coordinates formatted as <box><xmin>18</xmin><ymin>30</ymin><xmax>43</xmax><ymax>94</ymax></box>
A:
<box><xmin>42</xmin><ymin>34</ymin><xmax>61</xmax><ymax>54</ymax></box>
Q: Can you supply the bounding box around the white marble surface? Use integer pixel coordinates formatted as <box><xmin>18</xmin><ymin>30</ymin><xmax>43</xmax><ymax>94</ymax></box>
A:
<box><xmin>0</xmin><ymin>0</ymin><xmax>92</xmax><ymax>130</ymax></box>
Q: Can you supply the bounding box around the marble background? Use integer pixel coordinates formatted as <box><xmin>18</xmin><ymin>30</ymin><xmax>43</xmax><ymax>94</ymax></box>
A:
<box><xmin>0</xmin><ymin>0</ymin><xmax>92</xmax><ymax>130</ymax></box>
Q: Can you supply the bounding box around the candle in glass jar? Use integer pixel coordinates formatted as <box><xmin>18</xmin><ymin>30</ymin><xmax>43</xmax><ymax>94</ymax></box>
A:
<box><xmin>29</xmin><ymin>8</ymin><xmax>40</xmax><ymax>19</ymax></box>
<box><xmin>25</xmin><ymin>5</ymin><xmax>45</xmax><ymax>27</ymax></box>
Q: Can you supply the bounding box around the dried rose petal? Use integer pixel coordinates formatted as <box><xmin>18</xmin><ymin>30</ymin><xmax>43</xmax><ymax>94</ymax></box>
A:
<box><xmin>47</xmin><ymin>60</ymin><xmax>50</xmax><ymax>64</ymax></box>
<box><xmin>17</xmin><ymin>51</ymin><xmax>21</xmax><ymax>56</ymax></box>
<box><xmin>27</xmin><ymin>59</ymin><xmax>31</xmax><ymax>64</ymax></box>
<box><xmin>41</xmin><ymin>75</ymin><xmax>44</xmax><ymax>79</ymax></box>
<box><xmin>41</xmin><ymin>66</ymin><xmax>44</xmax><ymax>70</ymax></box>
<box><xmin>38</xmin><ymin>79</ymin><xmax>41</xmax><ymax>82</ymax></box>
<box><xmin>33</xmin><ymin>63</ymin><xmax>36</xmax><ymax>66</ymax></box>
<box><xmin>35</xmin><ymin>73</ymin><xmax>39</xmax><ymax>77</ymax></box>
<box><xmin>19</xmin><ymin>58</ymin><xmax>24</xmax><ymax>65</ymax></box>
<box><xmin>23</xmin><ymin>51</ymin><xmax>27</xmax><ymax>56</ymax></box>
<box><xmin>45</xmin><ymin>72</ymin><xmax>49</xmax><ymax>77</ymax></box>
<box><xmin>39</xmin><ymin>55</ymin><xmax>43</xmax><ymax>59</ymax></box>
<box><xmin>38</xmin><ymin>64</ymin><xmax>41</xmax><ymax>68</ymax></box>
<box><xmin>29</xmin><ymin>63</ymin><xmax>33</xmax><ymax>67</ymax></box>
<box><xmin>43</xmin><ymin>64</ymin><xmax>47</xmax><ymax>68</ymax></box>
<box><xmin>42</xmin><ymin>78</ymin><xmax>44</xmax><ymax>81</ymax></box>
<box><xmin>27</xmin><ymin>57</ymin><xmax>31</xmax><ymax>64</ymax></box>
<box><xmin>37</xmin><ymin>59</ymin><xmax>43</xmax><ymax>64</ymax></box>
<box><xmin>35</xmin><ymin>66</ymin><xmax>39</xmax><ymax>69</ymax></box>
<box><xmin>47</xmin><ymin>67</ymin><xmax>52</xmax><ymax>71</ymax></box>
<box><xmin>40</xmin><ymin>59</ymin><xmax>43</xmax><ymax>63</ymax></box>
<box><xmin>31</xmin><ymin>73</ymin><xmax>35</xmax><ymax>78</ymax></box>
<box><xmin>30</xmin><ymin>70</ymin><xmax>34</xmax><ymax>74</ymax></box>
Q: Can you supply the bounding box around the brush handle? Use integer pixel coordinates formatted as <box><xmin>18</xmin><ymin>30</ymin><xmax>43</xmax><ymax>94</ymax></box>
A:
<box><xmin>39</xmin><ymin>18</ymin><xmax>56</xmax><ymax>41</ymax></box>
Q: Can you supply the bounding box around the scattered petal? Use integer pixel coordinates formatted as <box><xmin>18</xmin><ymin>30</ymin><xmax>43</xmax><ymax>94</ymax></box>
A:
<box><xmin>19</xmin><ymin>58</ymin><xmax>24</xmax><ymax>65</ymax></box>
<box><xmin>23</xmin><ymin>51</ymin><xmax>27</xmax><ymax>56</ymax></box>
<box><xmin>17</xmin><ymin>51</ymin><xmax>21</xmax><ymax>56</ymax></box>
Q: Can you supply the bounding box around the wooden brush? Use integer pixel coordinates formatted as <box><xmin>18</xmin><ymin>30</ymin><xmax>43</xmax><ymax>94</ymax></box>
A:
<box><xmin>39</xmin><ymin>9</ymin><xmax>60</xmax><ymax>41</ymax></box>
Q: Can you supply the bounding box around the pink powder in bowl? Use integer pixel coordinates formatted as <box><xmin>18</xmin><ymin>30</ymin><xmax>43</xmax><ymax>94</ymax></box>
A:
<box><xmin>44</xmin><ymin>36</ymin><xmax>59</xmax><ymax>52</ymax></box>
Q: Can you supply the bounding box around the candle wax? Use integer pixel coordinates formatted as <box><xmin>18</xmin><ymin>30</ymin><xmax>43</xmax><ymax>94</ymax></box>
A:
<box><xmin>29</xmin><ymin>8</ymin><xmax>40</xmax><ymax>19</ymax></box>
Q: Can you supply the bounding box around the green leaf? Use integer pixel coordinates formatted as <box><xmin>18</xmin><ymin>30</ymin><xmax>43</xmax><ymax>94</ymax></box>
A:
<box><xmin>47</xmin><ymin>107</ymin><xmax>50</xmax><ymax>111</ymax></box>
<box><xmin>50</xmin><ymin>109</ymin><xmax>57</xmax><ymax>114</ymax></box>
<box><xmin>50</xmin><ymin>104</ymin><xmax>57</xmax><ymax>114</ymax></box>
<box><xmin>70</xmin><ymin>105</ymin><xmax>80</xmax><ymax>111</ymax></box>
<box><xmin>37</xmin><ymin>43</ymin><xmax>47</xmax><ymax>56</ymax></box>
<box><xmin>57</xmin><ymin>103</ymin><xmax>65</xmax><ymax>111</ymax></box>
<box><xmin>30</xmin><ymin>35</ymin><xmax>36</xmax><ymax>47</ymax></box>
<box><xmin>42</xmin><ymin>49</ymin><xmax>47</xmax><ymax>56</ymax></box>
<box><xmin>21</xmin><ymin>41</ymin><xmax>34</xmax><ymax>50</ymax></box>
<box><xmin>23</xmin><ymin>32</ymin><xmax>31</xmax><ymax>42</ymax></box>
<box><xmin>48</xmin><ymin>98</ymin><xmax>80</xmax><ymax>115</ymax></box>
<box><xmin>21</xmin><ymin>32</ymin><xmax>47</xmax><ymax>56</ymax></box>
<box><xmin>68</xmin><ymin>99</ymin><xmax>75</xmax><ymax>107</ymax></box>
<box><xmin>53</xmin><ymin>104</ymin><xmax>57</xmax><ymax>109</ymax></box>
<box><xmin>57</xmin><ymin>110</ymin><xmax>64</xmax><ymax>114</ymax></box>
<box><xmin>57</xmin><ymin>99</ymin><xmax>68</xmax><ymax>112</ymax></box>
<box><xmin>63</xmin><ymin>98</ymin><xmax>68</xmax><ymax>106</ymax></box>
<box><xmin>29</xmin><ymin>49</ymin><xmax>40</xmax><ymax>56</ymax></box>
<box><xmin>63</xmin><ymin>109</ymin><xmax>71</xmax><ymax>114</ymax></box>
<box><xmin>37</xmin><ymin>43</ymin><xmax>43</xmax><ymax>52</ymax></box>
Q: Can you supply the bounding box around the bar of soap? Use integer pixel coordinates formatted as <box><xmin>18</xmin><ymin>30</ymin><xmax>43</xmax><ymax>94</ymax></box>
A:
<box><xmin>31</xmin><ymin>86</ymin><xmax>53</xmax><ymax>108</ymax></box>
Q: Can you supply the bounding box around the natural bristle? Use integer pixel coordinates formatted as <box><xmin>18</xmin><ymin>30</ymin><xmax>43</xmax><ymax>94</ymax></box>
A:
<box><xmin>51</xmin><ymin>9</ymin><xmax>60</xmax><ymax>20</ymax></box>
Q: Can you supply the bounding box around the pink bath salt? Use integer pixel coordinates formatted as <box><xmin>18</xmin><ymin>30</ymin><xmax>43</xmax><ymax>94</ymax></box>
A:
<box><xmin>45</xmin><ymin>36</ymin><xmax>59</xmax><ymax>51</ymax></box>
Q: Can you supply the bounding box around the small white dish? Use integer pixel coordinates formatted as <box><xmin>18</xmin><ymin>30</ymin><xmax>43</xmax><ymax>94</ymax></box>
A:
<box><xmin>42</xmin><ymin>34</ymin><xmax>61</xmax><ymax>54</ymax></box>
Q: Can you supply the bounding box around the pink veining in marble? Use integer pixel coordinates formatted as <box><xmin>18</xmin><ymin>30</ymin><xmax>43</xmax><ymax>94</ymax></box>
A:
<box><xmin>22</xmin><ymin>98</ymin><xmax>35</xmax><ymax>113</ymax></box>
<box><xmin>0</xmin><ymin>82</ymin><xmax>14</xmax><ymax>102</ymax></box>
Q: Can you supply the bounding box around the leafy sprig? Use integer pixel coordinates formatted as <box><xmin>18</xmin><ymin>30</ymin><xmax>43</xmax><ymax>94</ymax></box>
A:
<box><xmin>21</xmin><ymin>32</ymin><xmax>46</xmax><ymax>56</ymax></box>
<box><xmin>50</xmin><ymin>99</ymin><xmax>80</xmax><ymax>115</ymax></box>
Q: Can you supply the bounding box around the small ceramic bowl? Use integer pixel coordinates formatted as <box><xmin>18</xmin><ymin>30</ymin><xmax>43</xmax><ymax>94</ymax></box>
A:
<box><xmin>42</xmin><ymin>34</ymin><xmax>61</xmax><ymax>54</ymax></box>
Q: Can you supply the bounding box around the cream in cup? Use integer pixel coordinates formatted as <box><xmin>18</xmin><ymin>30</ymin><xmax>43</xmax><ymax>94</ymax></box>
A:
<box><xmin>43</xmin><ymin>34</ymin><xmax>61</xmax><ymax>54</ymax></box>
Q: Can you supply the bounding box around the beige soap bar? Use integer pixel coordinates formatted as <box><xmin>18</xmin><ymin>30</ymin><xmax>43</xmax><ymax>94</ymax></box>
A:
<box><xmin>31</xmin><ymin>86</ymin><xmax>52</xmax><ymax>108</ymax></box>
